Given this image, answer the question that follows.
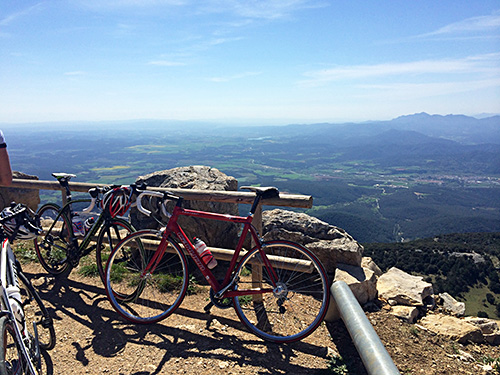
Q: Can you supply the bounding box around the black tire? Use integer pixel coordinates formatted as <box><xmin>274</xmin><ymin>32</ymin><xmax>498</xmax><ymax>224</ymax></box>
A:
<box><xmin>34</xmin><ymin>203</ymin><xmax>71</xmax><ymax>275</ymax></box>
<box><xmin>95</xmin><ymin>218</ymin><xmax>135</xmax><ymax>287</ymax></box>
<box><xmin>0</xmin><ymin>316</ymin><xmax>23</xmax><ymax>375</ymax></box>
<box><xmin>18</xmin><ymin>270</ymin><xmax>56</xmax><ymax>351</ymax></box>
<box><xmin>105</xmin><ymin>230</ymin><xmax>188</xmax><ymax>324</ymax></box>
<box><xmin>233</xmin><ymin>240</ymin><xmax>330</xmax><ymax>343</ymax></box>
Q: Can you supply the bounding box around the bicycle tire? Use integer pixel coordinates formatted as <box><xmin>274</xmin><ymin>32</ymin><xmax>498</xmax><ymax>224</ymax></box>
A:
<box><xmin>105</xmin><ymin>230</ymin><xmax>188</xmax><ymax>324</ymax></box>
<box><xmin>34</xmin><ymin>203</ymin><xmax>71</xmax><ymax>275</ymax></box>
<box><xmin>95</xmin><ymin>218</ymin><xmax>135</xmax><ymax>287</ymax></box>
<box><xmin>0</xmin><ymin>316</ymin><xmax>23</xmax><ymax>375</ymax></box>
<box><xmin>18</xmin><ymin>270</ymin><xmax>56</xmax><ymax>351</ymax></box>
<box><xmin>233</xmin><ymin>240</ymin><xmax>330</xmax><ymax>343</ymax></box>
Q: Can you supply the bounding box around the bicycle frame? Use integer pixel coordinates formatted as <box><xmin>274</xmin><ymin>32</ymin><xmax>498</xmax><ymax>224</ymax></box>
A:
<box><xmin>43</xmin><ymin>198</ymin><xmax>111</xmax><ymax>258</ymax></box>
<box><xmin>144</xmin><ymin>203</ymin><xmax>279</xmax><ymax>299</ymax></box>
<box><xmin>0</xmin><ymin>237</ymin><xmax>38</xmax><ymax>374</ymax></box>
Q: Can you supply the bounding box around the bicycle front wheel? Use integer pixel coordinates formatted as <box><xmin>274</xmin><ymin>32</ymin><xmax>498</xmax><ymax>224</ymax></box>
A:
<box><xmin>0</xmin><ymin>316</ymin><xmax>23</xmax><ymax>375</ymax></box>
<box><xmin>18</xmin><ymin>270</ymin><xmax>56</xmax><ymax>351</ymax></box>
<box><xmin>105</xmin><ymin>230</ymin><xmax>189</xmax><ymax>324</ymax></box>
<box><xmin>95</xmin><ymin>218</ymin><xmax>135</xmax><ymax>287</ymax></box>
<box><xmin>34</xmin><ymin>203</ymin><xmax>71</xmax><ymax>275</ymax></box>
<box><xmin>233</xmin><ymin>240</ymin><xmax>330</xmax><ymax>343</ymax></box>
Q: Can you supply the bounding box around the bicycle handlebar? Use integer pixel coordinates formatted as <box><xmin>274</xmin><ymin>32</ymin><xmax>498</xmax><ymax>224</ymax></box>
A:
<box><xmin>136</xmin><ymin>190</ymin><xmax>178</xmax><ymax>217</ymax></box>
<box><xmin>82</xmin><ymin>182</ymin><xmax>148</xmax><ymax>213</ymax></box>
<box><xmin>136</xmin><ymin>191</ymin><xmax>164</xmax><ymax>216</ymax></box>
<box><xmin>0</xmin><ymin>203</ymin><xmax>41</xmax><ymax>236</ymax></box>
<box><xmin>82</xmin><ymin>186</ymin><xmax>107</xmax><ymax>213</ymax></box>
<box><xmin>0</xmin><ymin>204</ymin><xmax>28</xmax><ymax>224</ymax></box>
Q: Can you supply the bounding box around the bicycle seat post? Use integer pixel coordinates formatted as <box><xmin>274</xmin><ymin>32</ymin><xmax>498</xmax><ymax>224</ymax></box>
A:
<box><xmin>241</xmin><ymin>186</ymin><xmax>279</xmax><ymax>215</ymax></box>
<box><xmin>52</xmin><ymin>173</ymin><xmax>76</xmax><ymax>205</ymax></box>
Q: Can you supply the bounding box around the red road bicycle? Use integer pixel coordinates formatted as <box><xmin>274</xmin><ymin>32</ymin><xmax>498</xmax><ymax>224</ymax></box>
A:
<box><xmin>104</xmin><ymin>186</ymin><xmax>330</xmax><ymax>343</ymax></box>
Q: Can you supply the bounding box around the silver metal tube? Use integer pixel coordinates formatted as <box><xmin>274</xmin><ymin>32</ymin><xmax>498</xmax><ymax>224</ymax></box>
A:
<box><xmin>330</xmin><ymin>281</ymin><xmax>400</xmax><ymax>375</ymax></box>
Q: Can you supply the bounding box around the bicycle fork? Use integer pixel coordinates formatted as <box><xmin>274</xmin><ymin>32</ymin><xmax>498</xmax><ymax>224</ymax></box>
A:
<box><xmin>0</xmin><ymin>286</ymin><xmax>38</xmax><ymax>375</ymax></box>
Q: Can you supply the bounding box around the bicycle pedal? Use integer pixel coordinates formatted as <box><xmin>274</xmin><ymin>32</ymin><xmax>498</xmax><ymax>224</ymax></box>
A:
<box><xmin>204</xmin><ymin>301</ymin><xmax>214</xmax><ymax>313</ymax></box>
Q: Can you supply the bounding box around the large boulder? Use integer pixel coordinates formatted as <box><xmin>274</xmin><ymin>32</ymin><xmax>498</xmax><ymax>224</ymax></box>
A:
<box><xmin>438</xmin><ymin>293</ymin><xmax>466</xmax><ymax>317</ymax></box>
<box><xmin>0</xmin><ymin>171</ymin><xmax>40</xmax><ymax>211</ymax></box>
<box><xmin>133</xmin><ymin>166</ymin><xmax>239</xmax><ymax>249</ymax></box>
<box><xmin>324</xmin><ymin>263</ymin><xmax>378</xmax><ymax>321</ymax></box>
<box><xmin>420</xmin><ymin>314</ymin><xmax>484</xmax><ymax>344</ymax></box>
<box><xmin>377</xmin><ymin>267</ymin><xmax>434</xmax><ymax>306</ymax></box>
<box><xmin>262</xmin><ymin>209</ymin><xmax>363</xmax><ymax>272</ymax></box>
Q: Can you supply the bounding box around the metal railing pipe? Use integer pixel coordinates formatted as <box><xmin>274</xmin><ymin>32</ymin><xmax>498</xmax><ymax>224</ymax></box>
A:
<box><xmin>330</xmin><ymin>281</ymin><xmax>400</xmax><ymax>375</ymax></box>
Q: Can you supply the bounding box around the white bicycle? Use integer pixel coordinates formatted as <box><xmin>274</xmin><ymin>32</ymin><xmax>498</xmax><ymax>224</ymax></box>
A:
<box><xmin>0</xmin><ymin>203</ymin><xmax>55</xmax><ymax>375</ymax></box>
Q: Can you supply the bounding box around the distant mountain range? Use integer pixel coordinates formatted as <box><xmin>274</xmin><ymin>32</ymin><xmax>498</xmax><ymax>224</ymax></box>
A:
<box><xmin>4</xmin><ymin>112</ymin><xmax>500</xmax><ymax>145</ymax></box>
<box><xmin>271</xmin><ymin>112</ymin><xmax>500</xmax><ymax>145</ymax></box>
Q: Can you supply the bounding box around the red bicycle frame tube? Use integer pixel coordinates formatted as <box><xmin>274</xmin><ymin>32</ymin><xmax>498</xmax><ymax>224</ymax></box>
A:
<box><xmin>143</xmin><ymin>203</ymin><xmax>279</xmax><ymax>297</ymax></box>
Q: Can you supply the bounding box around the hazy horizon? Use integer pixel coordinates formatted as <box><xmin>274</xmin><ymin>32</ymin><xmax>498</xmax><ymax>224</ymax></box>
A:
<box><xmin>1</xmin><ymin>111</ymin><xmax>500</xmax><ymax>131</ymax></box>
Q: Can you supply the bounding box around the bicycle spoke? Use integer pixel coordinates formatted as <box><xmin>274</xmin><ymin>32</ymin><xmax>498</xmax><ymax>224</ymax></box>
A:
<box><xmin>105</xmin><ymin>230</ymin><xmax>189</xmax><ymax>323</ymax></box>
<box><xmin>34</xmin><ymin>203</ymin><xmax>71</xmax><ymax>275</ymax></box>
<box><xmin>233</xmin><ymin>241</ymin><xmax>329</xmax><ymax>343</ymax></box>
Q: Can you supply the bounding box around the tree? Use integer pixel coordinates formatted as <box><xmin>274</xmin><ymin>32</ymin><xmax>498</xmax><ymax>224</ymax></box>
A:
<box><xmin>478</xmin><ymin>311</ymin><xmax>489</xmax><ymax>318</ymax></box>
<box><xmin>487</xmin><ymin>293</ymin><xmax>496</xmax><ymax>305</ymax></box>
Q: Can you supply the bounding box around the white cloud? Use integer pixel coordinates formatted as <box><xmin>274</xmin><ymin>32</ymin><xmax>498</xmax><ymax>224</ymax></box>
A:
<box><xmin>64</xmin><ymin>71</ymin><xmax>86</xmax><ymax>76</ymax></box>
<box><xmin>207</xmin><ymin>71</ymin><xmax>262</xmax><ymax>82</ymax></box>
<box><xmin>0</xmin><ymin>3</ymin><xmax>44</xmax><ymax>26</ymax></box>
<box><xmin>299</xmin><ymin>54</ymin><xmax>500</xmax><ymax>87</ymax></box>
<box><xmin>77</xmin><ymin>0</ymin><xmax>187</xmax><ymax>10</ymax></box>
<box><xmin>147</xmin><ymin>60</ymin><xmax>186</xmax><ymax>66</ymax></box>
<box><xmin>417</xmin><ymin>10</ymin><xmax>500</xmax><ymax>38</ymax></box>
<box><xmin>197</xmin><ymin>0</ymin><xmax>326</xmax><ymax>20</ymax></box>
<box><xmin>355</xmin><ymin>78</ymin><xmax>500</xmax><ymax>100</ymax></box>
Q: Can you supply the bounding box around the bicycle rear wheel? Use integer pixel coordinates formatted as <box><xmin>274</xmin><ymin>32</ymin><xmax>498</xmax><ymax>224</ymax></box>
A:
<box><xmin>34</xmin><ymin>203</ymin><xmax>71</xmax><ymax>275</ymax></box>
<box><xmin>233</xmin><ymin>240</ymin><xmax>330</xmax><ymax>343</ymax></box>
<box><xmin>0</xmin><ymin>316</ymin><xmax>23</xmax><ymax>375</ymax></box>
<box><xmin>95</xmin><ymin>218</ymin><xmax>135</xmax><ymax>287</ymax></box>
<box><xmin>105</xmin><ymin>230</ymin><xmax>189</xmax><ymax>324</ymax></box>
<box><xmin>18</xmin><ymin>270</ymin><xmax>56</xmax><ymax>351</ymax></box>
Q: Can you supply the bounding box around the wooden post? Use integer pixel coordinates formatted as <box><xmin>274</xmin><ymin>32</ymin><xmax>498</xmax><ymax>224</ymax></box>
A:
<box><xmin>252</xmin><ymin>203</ymin><xmax>263</xmax><ymax>303</ymax></box>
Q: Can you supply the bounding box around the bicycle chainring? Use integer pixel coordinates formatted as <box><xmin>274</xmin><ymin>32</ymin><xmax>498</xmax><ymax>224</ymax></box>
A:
<box><xmin>209</xmin><ymin>287</ymin><xmax>233</xmax><ymax>309</ymax></box>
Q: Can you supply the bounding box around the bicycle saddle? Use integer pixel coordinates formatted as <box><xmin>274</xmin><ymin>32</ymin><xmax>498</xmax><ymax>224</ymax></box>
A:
<box><xmin>241</xmin><ymin>186</ymin><xmax>279</xmax><ymax>199</ymax></box>
<box><xmin>52</xmin><ymin>172</ymin><xmax>76</xmax><ymax>181</ymax></box>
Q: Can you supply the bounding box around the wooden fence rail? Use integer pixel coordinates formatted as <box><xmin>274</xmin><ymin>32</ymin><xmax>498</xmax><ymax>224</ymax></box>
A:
<box><xmin>11</xmin><ymin>179</ymin><xmax>313</xmax><ymax>209</ymax></box>
<box><xmin>11</xmin><ymin>177</ymin><xmax>313</xmax><ymax>260</ymax></box>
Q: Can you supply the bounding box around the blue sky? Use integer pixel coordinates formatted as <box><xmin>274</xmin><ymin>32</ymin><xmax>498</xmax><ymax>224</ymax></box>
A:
<box><xmin>1</xmin><ymin>1</ymin><xmax>499</xmax><ymax>125</ymax></box>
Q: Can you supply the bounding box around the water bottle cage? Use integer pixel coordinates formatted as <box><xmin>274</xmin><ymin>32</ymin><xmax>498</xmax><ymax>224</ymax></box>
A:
<box><xmin>200</xmin><ymin>249</ymin><xmax>214</xmax><ymax>263</ymax></box>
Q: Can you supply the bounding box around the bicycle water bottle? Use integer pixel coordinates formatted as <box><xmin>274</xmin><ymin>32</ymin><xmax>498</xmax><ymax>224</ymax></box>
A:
<box><xmin>193</xmin><ymin>237</ymin><xmax>217</xmax><ymax>269</ymax></box>
<box><xmin>72</xmin><ymin>215</ymin><xmax>85</xmax><ymax>237</ymax></box>
<box><xmin>6</xmin><ymin>286</ymin><xmax>25</xmax><ymax>334</ymax></box>
<box><xmin>84</xmin><ymin>217</ymin><xmax>95</xmax><ymax>234</ymax></box>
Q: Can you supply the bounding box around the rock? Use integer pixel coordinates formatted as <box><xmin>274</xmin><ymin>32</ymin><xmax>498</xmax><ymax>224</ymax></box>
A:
<box><xmin>324</xmin><ymin>264</ymin><xmax>378</xmax><ymax>321</ymax></box>
<box><xmin>377</xmin><ymin>267</ymin><xmax>434</xmax><ymax>306</ymax></box>
<box><xmin>463</xmin><ymin>317</ymin><xmax>500</xmax><ymax>344</ymax></box>
<box><xmin>262</xmin><ymin>209</ymin><xmax>363</xmax><ymax>271</ymax></box>
<box><xmin>484</xmin><ymin>333</ymin><xmax>500</xmax><ymax>345</ymax></box>
<box><xmin>390</xmin><ymin>305</ymin><xmax>419</xmax><ymax>323</ymax></box>
<box><xmin>439</xmin><ymin>292</ymin><xmax>466</xmax><ymax>317</ymax></box>
<box><xmin>463</xmin><ymin>317</ymin><xmax>498</xmax><ymax>334</ymax></box>
<box><xmin>334</xmin><ymin>264</ymin><xmax>378</xmax><ymax>305</ymax></box>
<box><xmin>361</xmin><ymin>257</ymin><xmax>382</xmax><ymax>277</ymax></box>
<box><xmin>133</xmin><ymin>166</ymin><xmax>239</xmax><ymax>249</ymax></box>
<box><xmin>419</xmin><ymin>314</ymin><xmax>484</xmax><ymax>344</ymax></box>
<box><xmin>0</xmin><ymin>171</ymin><xmax>40</xmax><ymax>211</ymax></box>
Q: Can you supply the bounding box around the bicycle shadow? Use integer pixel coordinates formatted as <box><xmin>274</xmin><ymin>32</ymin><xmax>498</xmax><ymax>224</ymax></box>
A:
<box><xmin>25</xmin><ymin>269</ymin><xmax>330</xmax><ymax>374</ymax></box>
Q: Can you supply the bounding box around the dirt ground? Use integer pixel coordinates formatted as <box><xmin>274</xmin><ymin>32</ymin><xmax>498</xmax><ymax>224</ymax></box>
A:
<box><xmin>20</xmin><ymin>262</ymin><xmax>500</xmax><ymax>375</ymax></box>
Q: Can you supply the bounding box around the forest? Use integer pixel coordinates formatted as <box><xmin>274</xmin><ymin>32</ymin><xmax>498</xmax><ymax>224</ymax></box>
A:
<box><xmin>363</xmin><ymin>232</ymin><xmax>500</xmax><ymax>317</ymax></box>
